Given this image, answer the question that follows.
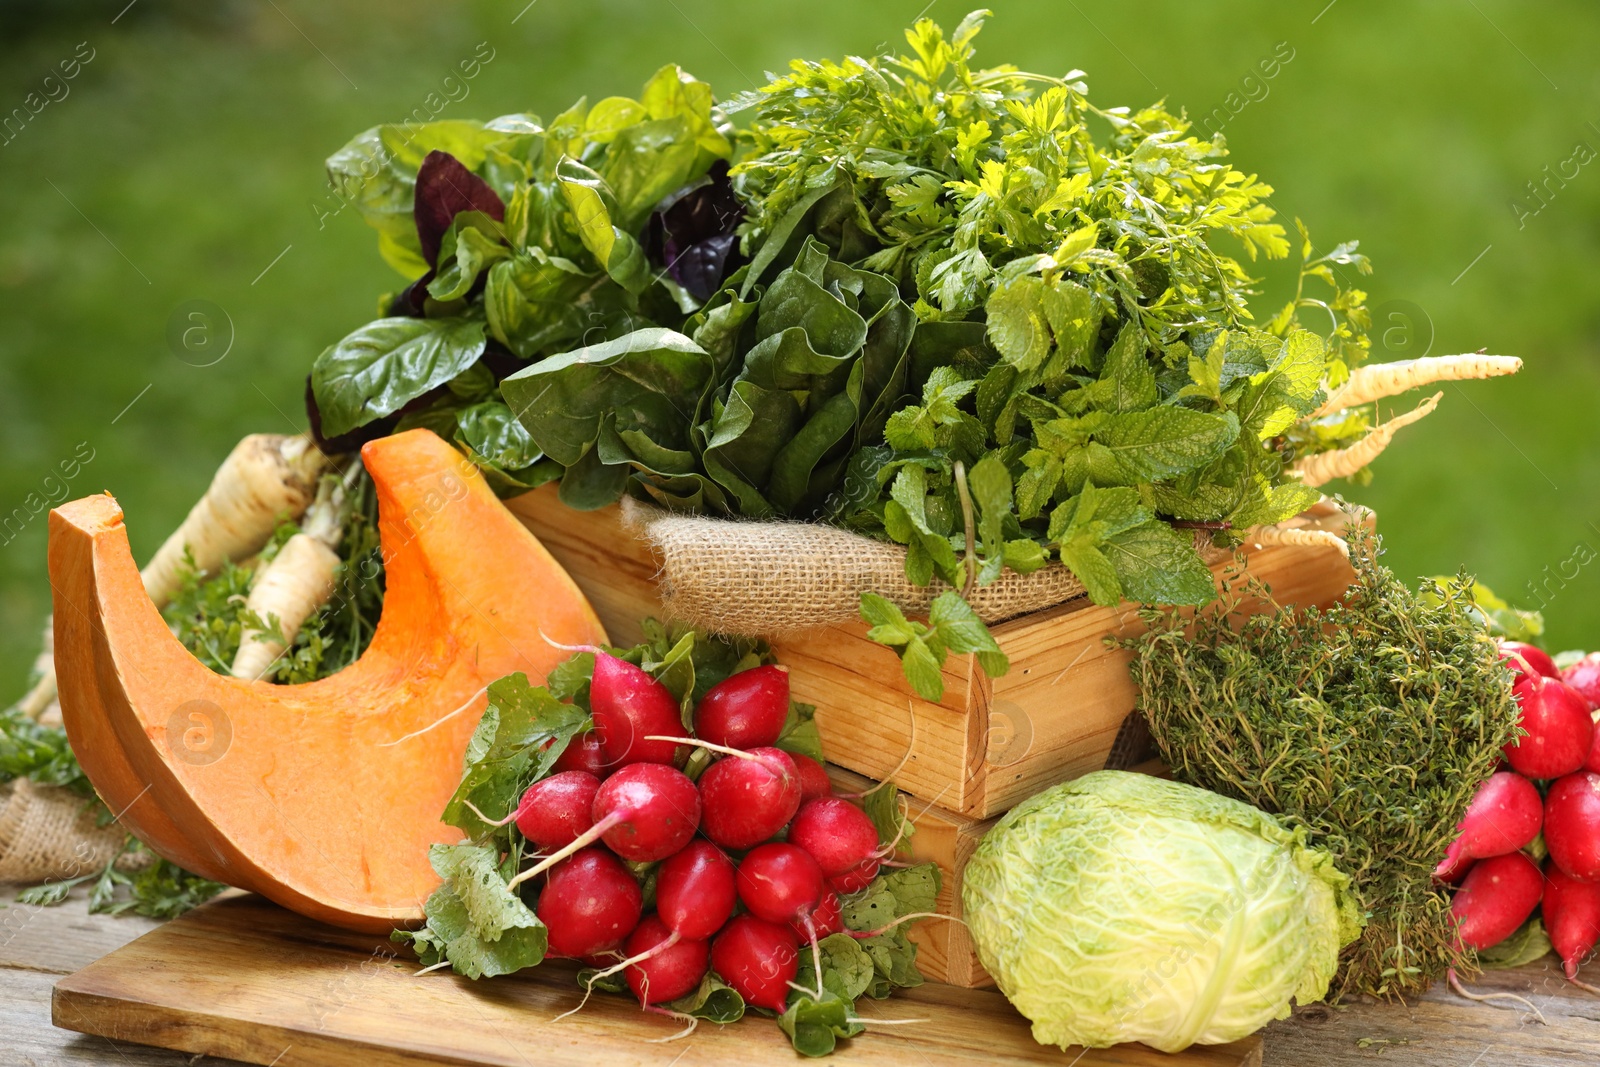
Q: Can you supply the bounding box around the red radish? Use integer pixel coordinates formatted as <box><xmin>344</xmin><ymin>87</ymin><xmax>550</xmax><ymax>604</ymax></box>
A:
<box><xmin>656</xmin><ymin>840</ymin><xmax>737</xmax><ymax>941</ymax></box>
<box><xmin>1543</xmin><ymin>863</ymin><xmax>1600</xmax><ymax>981</ymax></box>
<box><xmin>827</xmin><ymin>857</ymin><xmax>880</xmax><ymax>894</ymax></box>
<box><xmin>738</xmin><ymin>843</ymin><xmax>825</xmax><ymax>924</ymax></box>
<box><xmin>1500</xmin><ymin>640</ymin><xmax>1559</xmax><ymax>682</ymax></box>
<box><xmin>1562</xmin><ymin>652</ymin><xmax>1600</xmax><ymax>709</ymax></box>
<box><xmin>793</xmin><ymin>890</ymin><xmax>842</xmax><ymax>942</ymax></box>
<box><xmin>697</xmin><ymin>746</ymin><xmax>802</xmax><ymax>850</ymax></box>
<box><xmin>1587</xmin><ymin>717</ymin><xmax>1600</xmax><ymax>775</ymax></box>
<box><xmin>514</xmin><ymin>771</ymin><xmax>600</xmax><ymax>850</ymax></box>
<box><xmin>1450</xmin><ymin>851</ymin><xmax>1543</xmax><ymax>950</ymax></box>
<box><xmin>621</xmin><ymin>915</ymin><xmax>710</xmax><ymax>1005</ymax></box>
<box><xmin>1433</xmin><ymin>772</ymin><xmax>1543</xmax><ymax>879</ymax></box>
<box><xmin>553</xmin><ymin>732</ymin><xmax>609</xmax><ymax>777</ymax></box>
<box><xmin>538</xmin><ymin>848</ymin><xmax>643</xmax><ymax>958</ymax></box>
<box><xmin>1503</xmin><ymin>675</ymin><xmax>1593</xmax><ymax>779</ymax></box>
<box><xmin>792</xmin><ymin>754</ymin><xmax>833</xmax><ymax>801</ymax></box>
<box><xmin>694</xmin><ymin>666</ymin><xmax>790</xmax><ymax>750</ymax></box>
<box><xmin>788</xmin><ymin>797</ymin><xmax>880</xmax><ymax>876</ymax></box>
<box><xmin>590</xmin><ymin>651</ymin><xmax>686</xmax><ymax>767</ymax></box>
<box><xmin>710</xmin><ymin>915</ymin><xmax>799</xmax><ymax>1012</ymax></box>
<box><xmin>507</xmin><ymin>764</ymin><xmax>700</xmax><ymax>888</ymax></box>
<box><xmin>1545</xmin><ymin>771</ymin><xmax>1600</xmax><ymax>881</ymax></box>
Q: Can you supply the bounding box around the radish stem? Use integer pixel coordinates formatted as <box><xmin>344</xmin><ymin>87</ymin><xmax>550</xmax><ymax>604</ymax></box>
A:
<box><xmin>461</xmin><ymin>799</ymin><xmax>517</xmax><ymax>829</ymax></box>
<box><xmin>507</xmin><ymin>810</ymin><xmax>627</xmax><ymax>889</ymax></box>
<box><xmin>643</xmin><ymin>735</ymin><xmax>761</xmax><ymax>762</ymax></box>
<box><xmin>847</xmin><ymin>911</ymin><xmax>966</xmax><ymax>939</ymax></box>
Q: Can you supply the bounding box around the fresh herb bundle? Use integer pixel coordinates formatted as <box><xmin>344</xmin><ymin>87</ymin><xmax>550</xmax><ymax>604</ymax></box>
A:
<box><xmin>1127</xmin><ymin>531</ymin><xmax>1519</xmax><ymax>998</ymax></box>
<box><xmin>311</xmin><ymin>11</ymin><xmax>1377</xmax><ymax>696</ymax></box>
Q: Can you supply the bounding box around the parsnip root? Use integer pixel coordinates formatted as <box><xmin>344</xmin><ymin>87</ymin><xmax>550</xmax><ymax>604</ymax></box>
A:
<box><xmin>1311</xmin><ymin>354</ymin><xmax>1520</xmax><ymax>419</ymax></box>
<box><xmin>140</xmin><ymin>433</ymin><xmax>328</xmax><ymax>609</ymax></box>
<box><xmin>1292</xmin><ymin>392</ymin><xmax>1442</xmax><ymax>488</ymax></box>
<box><xmin>13</xmin><ymin>434</ymin><xmax>329</xmax><ymax>716</ymax></box>
<box><xmin>231</xmin><ymin>471</ymin><xmax>352</xmax><ymax>681</ymax></box>
<box><xmin>1246</xmin><ymin>524</ymin><xmax>1350</xmax><ymax>558</ymax></box>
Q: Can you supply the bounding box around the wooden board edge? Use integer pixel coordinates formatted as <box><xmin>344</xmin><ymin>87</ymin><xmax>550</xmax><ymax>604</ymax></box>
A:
<box><xmin>51</xmin><ymin>981</ymin><xmax>396</xmax><ymax>1067</ymax></box>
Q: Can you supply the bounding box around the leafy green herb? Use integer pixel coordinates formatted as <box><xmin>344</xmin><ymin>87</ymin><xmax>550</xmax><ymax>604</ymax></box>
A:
<box><xmin>1127</xmin><ymin>530</ymin><xmax>1519</xmax><ymax>998</ymax></box>
<box><xmin>314</xmin><ymin>64</ymin><xmax>736</xmax><ymax>453</ymax></box>
<box><xmin>858</xmin><ymin>591</ymin><xmax>1006</xmax><ymax>700</ymax></box>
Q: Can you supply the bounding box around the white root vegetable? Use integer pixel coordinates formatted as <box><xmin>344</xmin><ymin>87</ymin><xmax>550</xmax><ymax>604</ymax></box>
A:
<box><xmin>140</xmin><ymin>433</ymin><xmax>328</xmax><ymax>610</ymax></box>
<box><xmin>1310</xmin><ymin>354</ymin><xmax>1521</xmax><ymax>419</ymax></box>
<box><xmin>1246</xmin><ymin>525</ymin><xmax>1350</xmax><ymax>559</ymax></box>
<box><xmin>11</xmin><ymin>434</ymin><xmax>328</xmax><ymax>718</ymax></box>
<box><xmin>1292</xmin><ymin>391</ymin><xmax>1443</xmax><ymax>488</ymax></box>
<box><xmin>230</xmin><ymin>471</ymin><xmax>352</xmax><ymax>681</ymax></box>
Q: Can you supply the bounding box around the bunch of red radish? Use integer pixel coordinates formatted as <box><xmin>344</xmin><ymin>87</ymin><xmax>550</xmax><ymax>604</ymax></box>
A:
<box><xmin>1441</xmin><ymin>641</ymin><xmax>1600</xmax><ymax>986</ymax></box>
<box><xmin>492</xmin><ymin>649</ymin><xmax>911</xmax><ymax>1015</ymax></box>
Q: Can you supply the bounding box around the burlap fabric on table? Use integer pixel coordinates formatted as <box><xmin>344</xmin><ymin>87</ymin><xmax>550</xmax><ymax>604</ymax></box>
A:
<box><xmin>620</xmin><ymin>498</ymin><xmax>1232</xmax><ymax>637</ymax></box>
<box><xmin>0</xmin><ymin>778</ymin><xmax>139</xmax><ymax>885</ymax></box>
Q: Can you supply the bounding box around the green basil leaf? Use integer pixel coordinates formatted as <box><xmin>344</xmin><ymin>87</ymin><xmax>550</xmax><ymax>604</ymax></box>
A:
<box><xmin>311</xmin><ymin>317</ymin><xmax>486</xmax><ymax>439</ymax></box>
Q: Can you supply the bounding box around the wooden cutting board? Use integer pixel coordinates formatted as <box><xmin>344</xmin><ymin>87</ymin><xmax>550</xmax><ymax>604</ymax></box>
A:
<box><xmin>51</xmin><ymin>895</ymin><xmax>1262</xmax><ymax>1066</ymax></box>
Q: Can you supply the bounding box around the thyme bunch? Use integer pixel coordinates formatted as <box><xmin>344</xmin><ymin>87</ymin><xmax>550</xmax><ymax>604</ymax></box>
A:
<box><xmin>1127</xmin><ymin>529</ymin><xmax>1518</xmax><ymax>998</ymax></box>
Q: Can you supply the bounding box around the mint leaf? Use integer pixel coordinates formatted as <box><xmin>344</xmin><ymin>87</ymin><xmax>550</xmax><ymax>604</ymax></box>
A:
<box><xmin>1093</xmin><ymin>407</ymin><xmax>1240</xmax><ymax>483</ymax></box>
<box><xmin>1102</xmin><ymin>322</ymin><xmax>1157</xmax><ymax>413</ymax></box>
<box><xmin>1104</xmin><ymin>522</ymin><xmax>1216</xmax><ymax>606</ymax></box>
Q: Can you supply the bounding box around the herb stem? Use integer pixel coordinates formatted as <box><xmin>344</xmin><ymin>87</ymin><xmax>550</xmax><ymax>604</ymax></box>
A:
<box><xmin>953</xmin><ymin>460</ymin><xmax>977</xmax><ymax>599</ymax></box>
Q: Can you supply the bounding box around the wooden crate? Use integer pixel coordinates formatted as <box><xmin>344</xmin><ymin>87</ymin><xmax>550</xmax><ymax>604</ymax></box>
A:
<box><xmin>506</xmin><ymin>486</ymin><xmax>1358</xmax><ymax>819</ymax></box>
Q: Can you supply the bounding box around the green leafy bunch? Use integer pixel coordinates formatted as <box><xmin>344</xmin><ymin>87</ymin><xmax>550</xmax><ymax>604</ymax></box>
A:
<box><xmin>1127</xmin><ymin>532</ymin><xmax>1520</xmax><ymax>999</ymax></box>
<box><xmin>312</xmin><ymin>64</ymin><xmax>735</xmax><ymax>495</ymax></box>
<box><xmin>500</xmin><ymin>235</ymin><xmax>917</xmax><ymax>513</ymax></box>
<box><xmin>399</xmin><ymin>622</ymin><xmax>941</xmax><ymax>1056</ymax></box>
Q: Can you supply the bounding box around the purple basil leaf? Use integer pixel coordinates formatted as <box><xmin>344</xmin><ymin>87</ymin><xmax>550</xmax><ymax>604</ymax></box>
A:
<box><xmin>387</xmin><ymin>270</ymin><xmax>436</xmax><ymax>317</ymax></box>
<box><xmin>645</xmin><ymin>160</ymin><xmax>744</xmax><ymax>300</ymax></box>
<box><xmin>413</xmin><ymin>150</ymin><xmax>505</xmax><ymax>268</ymax></box>
<box><xmin>669</xmin><ymin>235</ymin><xmax>740</xmax><ymax>302</ymax></box>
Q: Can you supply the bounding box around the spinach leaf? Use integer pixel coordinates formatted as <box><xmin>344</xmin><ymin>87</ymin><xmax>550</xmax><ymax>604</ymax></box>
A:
<box><xmin>311</xmin><ymin>316</ymin><xmax>486</xmax><ymax>438</ymax></box>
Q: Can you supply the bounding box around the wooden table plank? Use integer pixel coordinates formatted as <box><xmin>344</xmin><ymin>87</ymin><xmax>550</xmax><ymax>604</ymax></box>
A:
<box><xmin>49</xmin><ymin>895</ymin><xmax>1261</xmax><ymax>1067</ymax></box>
<box><xmin>1262</xmin><ymin>956</ymin><xmax>1600</xmax><ymax>1065</ymax></box>
<box><xmin>8</xmin><ymin>890</ymin><xmax>1600</xmax><ymax>1065</ymax></box>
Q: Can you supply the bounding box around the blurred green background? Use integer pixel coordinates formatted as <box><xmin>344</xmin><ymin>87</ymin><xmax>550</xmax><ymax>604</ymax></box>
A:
<box><xmin>3</xmin><ymin>0</ymin><xmax>1597</xmax><ymax>692</ymax></box>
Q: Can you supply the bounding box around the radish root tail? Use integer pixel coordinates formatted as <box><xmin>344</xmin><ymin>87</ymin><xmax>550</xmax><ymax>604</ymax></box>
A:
<box><xmin>1446</xmin><ymin>968</ymin><xmax>1547</xmax><ymax>1024</ymax></box>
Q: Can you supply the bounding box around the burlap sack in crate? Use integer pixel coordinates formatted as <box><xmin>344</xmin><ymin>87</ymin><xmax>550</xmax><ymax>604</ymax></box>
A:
<box><xmin>620</xmin><ymin>498</ymin><xmax>1239</xmax><ymax>637</ymax></box>
<box><xmin>0</xmin><ymin>778</ymin><xmax>140</xmax><ymax>885</ymax></box>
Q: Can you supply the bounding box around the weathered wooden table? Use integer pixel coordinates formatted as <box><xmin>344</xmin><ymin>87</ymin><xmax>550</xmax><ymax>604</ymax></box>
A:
<box><xmin>3</xmin><ymin>889</ymin><xmax>1598</xmax><ymax>1065</ymax></box>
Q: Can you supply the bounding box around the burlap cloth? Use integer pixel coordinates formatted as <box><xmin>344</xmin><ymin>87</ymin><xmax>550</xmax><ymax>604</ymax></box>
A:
<box><xmin>0</xmin><ymin>778</ymin><xmax>140</xmax><ymax>885</ymax></box>
<box><xmin>620</xmin><ymin>498</ymin><xmax>1235</xmax><ymax>637</ymax></box>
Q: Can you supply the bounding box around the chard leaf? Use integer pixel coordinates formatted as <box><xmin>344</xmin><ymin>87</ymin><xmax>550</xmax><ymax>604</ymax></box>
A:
<box><xmin>312</xmin><ymin>316</ymin><xmax>486</xmax><ymax>439</ymax></box>
<box><xmin>500</xmin><ymin>327</ymin><xmax>711</xmax><ymax>489</ymax></box>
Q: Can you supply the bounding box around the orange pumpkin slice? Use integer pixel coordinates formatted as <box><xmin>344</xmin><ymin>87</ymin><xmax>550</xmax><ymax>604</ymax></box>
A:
<box><xmin>49</xmin><ymin>429</ymin><xmax>606</xmax><ymax>932</ymax></box>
